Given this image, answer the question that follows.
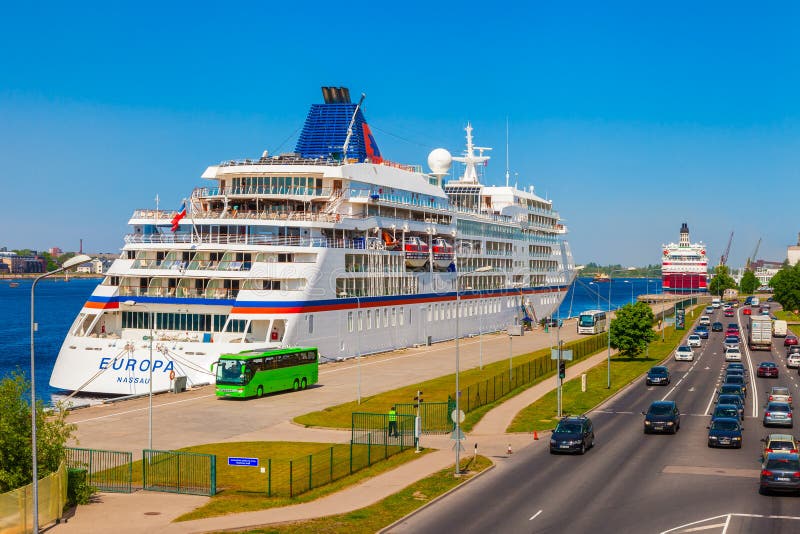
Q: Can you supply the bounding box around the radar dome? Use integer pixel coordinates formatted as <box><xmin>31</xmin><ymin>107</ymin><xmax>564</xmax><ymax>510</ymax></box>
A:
<box><xmin>427</xmin><ymin>148</ymin><xmax>452</xmax><ymax>175</ymax></box>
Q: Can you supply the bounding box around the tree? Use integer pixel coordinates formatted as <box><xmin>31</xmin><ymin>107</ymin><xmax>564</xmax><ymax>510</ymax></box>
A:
<box><xmin>609</xmin><ymin>302</ymin><xmax>657</xmax><ymax>358</ymax></box>
<box><xmin>708</xmin><ymin>265</ymin><xmax>737</xmax><ymax>297</ymax></box>
<box><xmin>771</xmin><ymin>263</ymin><xmax>800</xmax><ymax>314</ymax></box>
<box><xmin>739</xmin><ymin>270</ymin><xmax>759</xmax><ymax>295</ymax></box>
<box><xmin>0</xmin><ymin>372</ymin><xmax>75</xmax><ymax>492</ymax></box>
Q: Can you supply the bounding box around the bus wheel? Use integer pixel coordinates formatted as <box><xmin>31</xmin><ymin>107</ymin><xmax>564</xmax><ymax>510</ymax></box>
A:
<box><xmin>301</xmin><ymin>378</ymin><xmax>307</xmax><ymax>389</ymax></box>
<box><xmin>293</xmin><ymin>379</ymin><xmax>300</xmax><ymax>391</ymax></box>
<box><xmin>256</xmin><ymin>386</ymin><xmax>264</xmax><ymax>398</ymax></box>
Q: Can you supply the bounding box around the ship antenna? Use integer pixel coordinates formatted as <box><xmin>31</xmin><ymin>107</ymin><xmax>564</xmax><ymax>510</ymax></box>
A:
<box><xmin>505</xmin><ymin>117</ymin><xmax>510</xmax><ymax>187</ymax></box>
<box><xmin>342</xmin><ymin>93</ymin><xmax>366</xmax><ymax>162</ymax></box>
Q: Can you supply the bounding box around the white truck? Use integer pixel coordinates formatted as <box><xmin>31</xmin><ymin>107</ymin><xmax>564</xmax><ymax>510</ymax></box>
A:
<box><xmin>749</xmin><ymin>316</ymin><xmax>772</xmax><ymax>351</ymax></box>
<box><xmin>773</xmin><ymin>319</ymin><xmax>788</xmax><ymax>338</ymax></box>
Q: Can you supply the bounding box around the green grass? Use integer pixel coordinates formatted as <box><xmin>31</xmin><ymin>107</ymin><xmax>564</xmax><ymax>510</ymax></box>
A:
<box><xmin>295</xmin><ymin>332</ymin><xmax>605</xmax><ymax>429</ymax></box>
<box><xmin>508</xmin><ymin>306</ymin><xmax>701</xmax><ymax>433</ymax></box>
<box><xmin>226</xmin><ymin>455</ymin><xmax>493</xmax><ymax>534</ymax></box>
<box><xmin>774</xmin><ymin>310</ymin><xmax>800</xmax><ymax>323</ymax></box>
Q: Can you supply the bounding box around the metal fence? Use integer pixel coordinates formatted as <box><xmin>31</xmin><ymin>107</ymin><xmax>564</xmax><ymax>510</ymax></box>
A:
<box><xmin>142</xmin><ymin>449</ymin><xmax>216</xmax><ymax>496</ymax></box>
<box><xmin>395</xmin><ymin>401</ymin><xmax>455</xmax><ymax>434</ymax></box>
<box><xmin>65</xmin><ymin>447</ymin><xmax>133</xmax><ymax>493</ymax></box>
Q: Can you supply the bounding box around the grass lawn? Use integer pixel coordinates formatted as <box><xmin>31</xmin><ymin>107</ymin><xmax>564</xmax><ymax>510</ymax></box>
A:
<box><xmin>508</xmin><ymin>305</ymin><xmax>701</xmax><ymax>432</ymax></box>
<box><xmin>774</xmin><ymin>310</ymin><xmax>800</xmax><ymax>324</ymax></box>
<box><xmin>229</xmin><ymin>455</ymin><xmax>493</xmax><ymax>534</ymax></box>
<box><xmin>295</xmin><ymin>332</ymin><xmax>602</xmax><ymax>430</ymax></box>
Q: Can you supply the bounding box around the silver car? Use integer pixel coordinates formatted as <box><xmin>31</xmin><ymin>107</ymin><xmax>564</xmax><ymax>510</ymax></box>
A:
<box><xmin>764</xmin><ymin>402</ymin><xmax>794</xmax><ymax>428</ymax></box>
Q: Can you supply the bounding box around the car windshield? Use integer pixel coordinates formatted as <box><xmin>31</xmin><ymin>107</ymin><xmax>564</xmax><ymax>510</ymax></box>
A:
<box><xmin>773</xmin><ymin>388</ymin><xmax>790</xmax><ymax>395</ymax></box>
<box><xmin>648</xmin><ymin>404</ymin><xmax>674</xmax><ymax>415</ymax></box>
<box><xmin>725</xmin><ymin>377</ymin><xmax>744</xmax><ymax>384</ymax></box>
<box><xmin>725</xmin><ymin>337</ymin><xmax>739</xmax><ymax>343</ymax></box>
<box><xmin>760</xmin><ymin>362</ymin><xmax>776</xmax><ymax>368</ymax></box>
<box><xmin>767</xmin><ymin>404</ymin><xmax>791</xmax><ymax>412</ymax></box>
<box><xmin>677</xmin><ymin>346</ymin><xmax>690</xmax><ymax>352</ymax></box>
<box><xmin>711</xmin><ymin>420</ymin><xmax>739</xmax><ymax>431</ymax></box>
<box><xmin>555</xmin><ymin>423</ymin><xmax>582</xmax><ymax>433</ymax></box>
<box><xmin>770</xmin><ymin>441</ymin><xmax>795</xmax><ymax>450</ymax></box>
<box><xmin>714</xmin><ymin>408</ymin><xmax>738</xmax><ymax>418</ymax></box>
<box><xmin>650</xmin><ymin>367</ymin><xmax>668</xmax><ymax>375</ymax></box>
<box><xmin>718</xmin><ymin>396</ymin><xmax>742</xmax><ymax>406</ymax></box>
<box><xmin>721</xmin><ymin>385</ymin><xmax>741</xmax><ymax>393</ymax></box>
<box><xmin>765</xmin><ymin>458</ymin><xmax>800</xmax><ymax>471</ymax></box>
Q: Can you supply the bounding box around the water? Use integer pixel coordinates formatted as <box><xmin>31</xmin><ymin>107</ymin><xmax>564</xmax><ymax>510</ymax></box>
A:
<box><xmin>0</xmin><ymin>275</ymin><xmax>661</xmax><ymax>402</ymax></box>
<box><xmin>557</xmin><ymin>277</ymin><xmax>663</xmax><ymax>319</ymax></box>
<box><xmin>0</xmin><ymin>277</ymin><xmax>98</xmax><ymax>403</ymax></box>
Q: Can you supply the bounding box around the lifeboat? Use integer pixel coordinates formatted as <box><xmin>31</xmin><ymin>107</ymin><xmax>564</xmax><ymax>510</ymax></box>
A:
<box><xmin>432</xmin><ymin>237</ymin><xmax>455</xmax><ymax>270</ymax></box>
<box><xmin>382</xmin><ymin>231</ymin><xmax>400</xmax><ymax>251</ymax></box>
<box><xmin>404</xmin><ymin>236</ymin><xmax>429</xmax><ymax>268</ymax></box>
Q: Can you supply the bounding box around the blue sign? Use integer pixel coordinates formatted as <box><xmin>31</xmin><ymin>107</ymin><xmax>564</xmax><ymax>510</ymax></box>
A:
<box><xmin>228</xmin><ymin>457</ymin><xmax>259</xmax><ymax>467</ymax></box>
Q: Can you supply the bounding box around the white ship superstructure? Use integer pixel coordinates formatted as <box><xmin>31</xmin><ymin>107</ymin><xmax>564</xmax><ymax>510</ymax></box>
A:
<box><xmin>50</xmin><ymin>87</ymin><xmax>575</xmax><ymax>395</ymax></box>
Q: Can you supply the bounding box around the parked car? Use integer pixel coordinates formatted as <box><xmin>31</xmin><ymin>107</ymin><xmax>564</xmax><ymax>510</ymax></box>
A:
<box><xmin>674</xmin><ymin>346</ymin><xmax>695</xmax><ymax>361</ymax></box>
<box><xmin>785</xmin><ymin>335</ymin><xmax>799</xmax><ymax>347</ymax></box>
<box><xmin>757</xmin><ymin>362</ymin><xmax>779</xmax><ymax>378</ymax></box>
<box><xmin>687</xmin><ymin>334</ymin><xmax>702</xmax><ymax>348</ymax></box>
<box><xmin>763</xmin><ymin>402</ymin><xmax>794</xmax><ymax>428</ymax></box>
<box><xmin>549</xmin><ymin>415</ymin><xmax>595</xmax><ymax>454</ymax></box>
<box><xmin>768</xmin><ymin>386</ymin><xmax>792</xmax><ymax>404</ymax></box>
<box><xmin>643</xmin><ymin>401</ymin><xmax>681</xmax><ymax>434</ymax></box>
<box><xmin>712</xmin><ymin>322</ymin><xmax>724</xmax><ymax>332</ymax></box>
<box><xmin>707</xmin><ymin>417</ymin><xmax>743</xmax><ymax>448</ymax></box>
<box><xmin>725</xmin><ymin>347</ymin><xmax>742</xmax><ymax>361</ymax></box>
<box><xmin>760</xmin><ymin>452</ymin><xmax>800</xmax><ymax>495</ymax></box>
<box><xmin>717</xmin><ymin>394</ymin><xmax>745</xmax><ymax>418</ymax></box>
<box><xmin>712</xmin><ymin>403</ymin><xmax>744</xmax><ymax>421</ymax></box>
<box><xmin>761</xmin><ymin>433</ymin><xmax>799</xmax><ymax>458</ymax></box>
<box><xmin>646</xmin><ymin>366</ymin><xmax>671</xmax><ymax>386</ymax></box>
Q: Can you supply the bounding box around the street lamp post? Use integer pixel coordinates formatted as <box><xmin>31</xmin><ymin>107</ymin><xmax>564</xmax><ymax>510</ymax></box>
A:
<box><xmin>454</xmin><ymin>264</ymin><xmax>491</xmax><ymax>477</ymax></box>
<box><xmin>356</xmin><ymin>295</ymin><xmax>361</xmax><ymax>404</ymax></box>
<box><xmin>606</xmin><ymin>267</ymin><xmax>635</xmax><ymax>389</ymax></box>
<box><xmin>30</xmin><ymin>254</ymin><xmax>91</xmax><ymax>533</ymax></box>
<box><xmin>123</xmin><ymin>300</ymin><xmax>155</xmax><ymax>450</ymax></box>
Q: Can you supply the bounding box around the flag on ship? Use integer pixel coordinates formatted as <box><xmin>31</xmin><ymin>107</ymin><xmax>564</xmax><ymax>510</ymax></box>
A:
<box><xmin>171</xmin><ymin>202</ymin><xmax>186</xmax><ymax>232</ymax></box>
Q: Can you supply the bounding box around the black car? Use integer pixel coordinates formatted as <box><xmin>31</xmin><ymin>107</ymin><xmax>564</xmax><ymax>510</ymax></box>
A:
<box><xmin>760</xmin><ymin>453</ymin><xmax>800</xmax><ymax>495</ymax></box>
<box><xmin>712</xmin><ymin>403</ymin><xmax>743</xmax><ymax>421</ymax></box>
<box><xmin>646</xmin><ymin>366</ymin><xmax>671</xmax><ymax>386</ymax></box>
<box><xmin>717</xmin><ymin>394</ymin><xmax>745</xmax><ymax>418</ymax></box>
<box><xmin>549</xmin><ymin>415</ymin><xmax>595</xmax><ymax>454</ymax></box>
<box><xmin>712</xmin><ymin>322</ymin><xmax>724</xmax><ymax>332</ymax></box>
<box><xmin>643</xmin><ymin>401</ymin><xmax>681</xmax><ymax>434</ymax></box>
<box><xmin>707</xmin><ymin>417</ymin><xmax>743</xmax><ymax>448</ymax></box>
<box><xmin>723</xmin><ymin>375</ymin><xmax>747</xmax><ymax>396</ymax></box>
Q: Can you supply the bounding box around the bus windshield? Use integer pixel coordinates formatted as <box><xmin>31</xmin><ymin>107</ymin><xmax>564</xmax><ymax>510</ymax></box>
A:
<box><xmin>579</xmin><ymin>315</ymin><xmax>596</xmax><ymax>327</ymax></box>
<box><xmin>216</xmin><ymin>359</ymin><xmax>250</xmax><ymax>385</ymax></box>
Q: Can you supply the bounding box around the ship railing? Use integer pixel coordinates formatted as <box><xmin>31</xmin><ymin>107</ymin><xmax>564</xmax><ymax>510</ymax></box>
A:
<box><xmin>131</xmin><ymin>209</ymin><xmax>181</xmax><ymax>220</ymax></box>
<box><xmin>192</xmin><ymin>185</ymin><xmax>333</xmax><ymax>199</ymax></box>
<box><xmin>118</xmin><ymin>286</ymin><xmax>238</xmax><ymax>300</ymax></box>
<box><xmin>124</xmin><ymin>233</ymin><xmax>390</xmax><ymax>251</ymax></box>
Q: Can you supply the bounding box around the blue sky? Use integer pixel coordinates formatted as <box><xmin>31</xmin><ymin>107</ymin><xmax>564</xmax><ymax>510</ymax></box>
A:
<box><xmin>1</xmin><ymin>1</ymin><xmax>798</xmax><ymax>267</ymax></box>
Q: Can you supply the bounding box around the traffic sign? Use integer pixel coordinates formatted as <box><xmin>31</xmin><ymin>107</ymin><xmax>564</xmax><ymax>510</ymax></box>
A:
<box><xmin>228</xmin><ymin>457</ymin><xmax>259</xmax><ymax>467</ymax></box>
<box><xmin>551</xmin><ymin>349</ymin><xmax>574</xmax><ymax>361</ymax></box>
<box><xmin>451</xmin><ymin>409</ymin><xmax>465</xmax><ymax>424</ymax></box>
<box><xmin>450</xmin><ymin>428</ymin><xmax>466</xmax><ymax>441</ymax></box>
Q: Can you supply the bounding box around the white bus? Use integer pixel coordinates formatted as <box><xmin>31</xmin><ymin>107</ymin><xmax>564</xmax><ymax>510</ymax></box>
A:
<box><xmin>577</xmin><ymin>310</ymin><xmax>607</xmax><ymax>334</ymax></box>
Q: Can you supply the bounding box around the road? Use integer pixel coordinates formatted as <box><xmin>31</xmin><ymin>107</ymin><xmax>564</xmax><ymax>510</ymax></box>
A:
<box><xmin>390</xmin><ymin>304</ymin><xmax>800</xmax><ymax>534</ymax></box>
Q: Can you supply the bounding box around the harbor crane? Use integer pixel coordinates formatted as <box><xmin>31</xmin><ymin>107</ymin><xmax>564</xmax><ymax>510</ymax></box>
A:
<box><xmin>745</xmin><ymin>237</ymin><xmax>762</xmax><ymax>271</ymax></box>
<box><xmin>719</xmin><ymin>231</ymin><xmax>733</xmax><ymax>267</ymax></box>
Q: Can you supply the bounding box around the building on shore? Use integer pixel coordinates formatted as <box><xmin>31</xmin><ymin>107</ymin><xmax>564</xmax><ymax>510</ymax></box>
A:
<box><xmin>0</xmin><ymin>251</ymin><xmax>47</xmax><ymax>274</ymax></box>
<box><xmin>788</xmin><ymin>233</ymin><xmax>800</xmax><ymax>267</ymax></box>
<box><xmin>750</xmin><ymin>259</ymin><xmax>784</xmax><ymax>288</ymax></box>
<box><xmin>49</xmin><ymin>246</ymin><xmax>63</xmax><ymax>256</ymax></box>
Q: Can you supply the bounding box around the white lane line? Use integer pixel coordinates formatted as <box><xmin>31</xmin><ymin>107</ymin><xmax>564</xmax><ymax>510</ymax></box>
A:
<box><xmin>703</xmin><ymin>383</ymin><xmax>718</xmax><ymax>416</ymax></box>
<box><xmin>721</xmin><ymin>513</ymin><xmax>732</xmax><ymax>534</ymax></box>
<box><xmin>529</xmin><ymin>510</ymin><xmax>543</xmax><ymax>521</ymax></box>
<box><xmin>659</xmin><ymin>514</ymin><xmax>731</xmax><ymax>534</ymax></box>
<box><xmin>71</xmin><ymin>394</ymin><xmax>216</xmax><ymax>423</ymax></box>
<box><xmin>740</xmin><ymin>309</ymin><xmax>759</xmax><ymax>418</ymax></box>
<box><xmin>661</xmin><ymin>385</ymin><xmax>678</xmax><ymax>401</ymax></box>
<box><xmin>682</xmin><ymin>524</ymin><xmax>727</xmax><ymax>532</ymax></box>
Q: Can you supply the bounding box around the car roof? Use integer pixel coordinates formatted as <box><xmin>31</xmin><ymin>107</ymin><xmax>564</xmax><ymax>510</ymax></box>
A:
<box><xmin>764</xmin><ymin>452</ymin><xmax>800</xmax><ymax>461</ymax></box>
<box><xmin>767</xmin><ymin>402</ymin><xmax>792</xmax><ymax>408</ymax></box>
<box><xmin>560</xmin><ymin>415</ymin><xmax>589</xmax><ymax>422</ymax></box>
<box><xmin>677</xmin><ymin>345</ymin><xmax>691</xmax><ymax>350</ymax></box>
<box><xmin>766</xmin><ymin>433</ymin><xmax>796</xmax><ymax>442</ymax></box>
<box><xmin>759</xmin><ymin>361</ymin><xmax>776</xmax><ymax>366</ymax></box>
<box><xmin>718</xmin><ymin>394</ymin><xmax>742</xmax><ymax>401</ymax></box>
<box><xmin>714</xmin><ymin>403</ymin><xmax>739</xmax><ymax>410</ymax></box>
<box><xmin>649</xmin><ymin>366</ymin><xmax>668</xmax><ymax>372</ymax></box>
<box><xmin>649</xmin><ymin>400</ymin><xmax>676</xmax><ymax>407</ymax></box>
<box><xmin>772</xmin><ymin>386</ymin><xmax>790</xmax><ymax>393</ymax></box>
<box><xmin>711</xmin><ymin>417</ymin><xmax>740</xmax><ymax>423</ymax></box>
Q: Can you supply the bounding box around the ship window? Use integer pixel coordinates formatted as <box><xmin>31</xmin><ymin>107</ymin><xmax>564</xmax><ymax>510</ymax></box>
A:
<box><xmin>427</xmin><ymin>305</ymin><xmax>432</xmax><ymax>322</ymax></box>
<box><xmin>308</xmin><ymin>314</ymin><xmax>314</xmax><ymax>334</ymax></box>
<box><xmin>399</xmin><ymin>307</ymin><xmax>404</xmax><ymax>326</ymax></box>
<box><xmin>348</xmin><ymin>311</ymin><xmax>353</xmax><ymax>333</ymax></box>
<box><xmin>358</xmin><ymin>311</ymin><xmax>363</xmax><ymax>332</ymax></box>
<box><xmin>366</xmin><ymin>310</ymin><xmax>372</xmax><ymax>330</ymax></box>
<box><xmin>384</xmin><ymin>308</ymin><xmax>389</xmax><ymax>327</ymax></box>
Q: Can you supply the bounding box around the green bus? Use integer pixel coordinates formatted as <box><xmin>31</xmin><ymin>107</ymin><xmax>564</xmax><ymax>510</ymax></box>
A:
<box><xmin>214</xmin><ymin>347</ymin><xmax>319</xmax><ymax>399</ymax></box>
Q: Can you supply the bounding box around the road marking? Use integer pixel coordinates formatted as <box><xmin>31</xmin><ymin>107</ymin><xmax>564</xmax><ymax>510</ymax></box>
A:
<box><xmin>689</xmin><ymin>387</ymin><xmax>695</xmax><ymax>392</ymax></box>
<box><xmin>739</xmin><ymin>308</ymin><xmax>759</xmax><ymax>418</ymax></box>
<box><xmin>661</xmin><ymin>386</ymin><xmax>677</xmax><ymax>401</ymax></box>
<box><xmin>660</xmin><ymin>514</ymin><xmax>730</xmax><ymax>534</ymax></box>
<box><xmin>529</xmin><ymin>510</ymin><xmax>543</xmax><ymax>521</ymax></box>
<box><xmin>703</xmin><ymin>385</ymin><xmax>718</xmax><ymax>416</ymax></box>
<box><xmin>681</xmin><ymin>524</ymin><xmax>726</xmax><ymax>532</ymax></box>
<box><xmin>721</xmin><ymin>513</ymin><xmax>731</xmax><ymax>534</ymax></box>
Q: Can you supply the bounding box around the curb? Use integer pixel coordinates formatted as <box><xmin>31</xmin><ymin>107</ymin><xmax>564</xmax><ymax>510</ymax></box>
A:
<box><xmin>378</xmin><ymin>462</ymin><xmax>497</xmax><ymax>533</ymax></box>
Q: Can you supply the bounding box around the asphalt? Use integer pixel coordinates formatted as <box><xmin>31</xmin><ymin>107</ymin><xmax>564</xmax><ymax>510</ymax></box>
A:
<box><xmin>53</xmin><ymin>300</ymin><xmax>680</xmax><ymax>534</ymax></box>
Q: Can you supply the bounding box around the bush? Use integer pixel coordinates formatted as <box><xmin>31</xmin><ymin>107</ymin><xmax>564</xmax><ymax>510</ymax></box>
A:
<box><xmin>67</xmin><ymin>468</ymin><xmax>95</xmax><ymax>506</ymax></box>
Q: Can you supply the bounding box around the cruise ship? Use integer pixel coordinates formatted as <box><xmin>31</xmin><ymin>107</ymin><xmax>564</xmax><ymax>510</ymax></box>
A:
<box><xmin>661</xmin><ymin>223</ymin><xmax>708</xmax><ymax>294</ymax></box>
<box><xmin>50</xmin><ymin>87</ymin><xmax>575</xmax><ymax>395</ymax></box>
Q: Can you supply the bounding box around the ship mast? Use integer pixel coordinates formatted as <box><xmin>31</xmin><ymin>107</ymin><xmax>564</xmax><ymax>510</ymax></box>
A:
<box><xmin>452</xmin><ymin>123</ymin><xmax>491</xmax><ymax>183</ymax></box>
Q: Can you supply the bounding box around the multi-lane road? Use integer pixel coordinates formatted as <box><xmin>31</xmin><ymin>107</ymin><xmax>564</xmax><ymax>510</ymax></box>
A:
<box><xmin>391</xmin><ymin>305</ymin><xmax>800</xmax><ymax>533</ymax></box>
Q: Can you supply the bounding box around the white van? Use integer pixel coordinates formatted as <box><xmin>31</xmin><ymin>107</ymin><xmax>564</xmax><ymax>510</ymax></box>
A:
<box><xmin>751</xmin><ymin>297</ymin><xmax>760</xmax><ymax>307</ymax></box>
<box><xmin>711</xmin><ymin>298</ymin><xmax>721</xmax><ymax>309</ymax></box>
<box><xmin>773</xmin><ymin>320</ymin><xmax>788</xmax><ymax>338</ymax></box>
